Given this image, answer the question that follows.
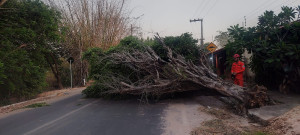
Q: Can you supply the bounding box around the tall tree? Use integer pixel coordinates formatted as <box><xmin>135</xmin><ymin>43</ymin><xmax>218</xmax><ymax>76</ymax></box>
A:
<box><xmin>225</xmin><ymin>6</ymin><xmax>300</xmax><ymax>92</ymax></box>
<box><xmin>278</xmin><ymin>6</ymin><xmax>297</xmax><ymax>24</ymax></box>
<box><xmin>0</xmin><ymin>0</ymin><xmax>62</xmax><ymax>99</ymax></box>
<box><xmin>296</xmin><ymin>6</ymin><xmax>300</xmax><ymax>20</ymax></box>
<box><xmin>49</xmin><ymin>0</ymin><xmax>132</xmax><ymax>86</ymax></box>
<box><xmin>214</xmin><ymin>31</ymin><xmax>232</xmax><ymax>47</ymax></box>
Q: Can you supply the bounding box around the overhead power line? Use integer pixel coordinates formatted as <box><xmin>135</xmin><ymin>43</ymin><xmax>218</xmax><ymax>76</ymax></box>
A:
<box><xmin>247</xmin><ymin>0</ymin><xmax>291</xmax><ymax>21</ymax></box>
<box><xmin>247</xmin><ymin>0</ymin><xmax>300</xmax><ymax>26</ymax></box>
<box><xmin>203</xmin><ymin>0</ymin><xmax>219</xmax><ymax>18</ymax></box>
<box><xmin>246</xmin><ymin>0</ymin><xmax>277</xmax><ymax>18</ymax></box>
<box><xmin>232</xmin><ymin>0</ymin><xmax>300</xmax><ymax>27</ymax></box>
<box><xmin>193</xmin><ymin>0</ymin><xmax>206</xmax><ymax>18</ymax></box>
<box><xmin>195</xmin><ymin>0</ymin><xmax>211</xmax><ymax>18</ymax></box>
<box><xmin>230</xmin><ymin>0</ymin><xmax>275</xmax><ymax>25</ymax></box>
<box><xmin>273</xmin><ymin>0</ymin><xmax>300</xmax><ymax>13</ymax></box>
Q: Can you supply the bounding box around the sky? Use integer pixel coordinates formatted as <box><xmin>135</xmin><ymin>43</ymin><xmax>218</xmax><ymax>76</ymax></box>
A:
<box><xmin>127</xmin><ymin>0</ymin><xmax>300</xmax><ymax>45</ymax></box>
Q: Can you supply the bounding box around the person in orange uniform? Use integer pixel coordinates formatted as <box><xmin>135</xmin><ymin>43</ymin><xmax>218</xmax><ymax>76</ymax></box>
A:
<box><xmin>231</xmin><ymin>54</ymin><xmax>245</xmax><ymax>87</ymax></box>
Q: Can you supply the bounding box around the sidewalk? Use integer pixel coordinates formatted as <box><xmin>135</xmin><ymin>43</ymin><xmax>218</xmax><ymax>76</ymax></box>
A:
<box><xmin>248</xmin><ymin>91</ymin><xmax>300</xmax><ymax>134</ymax></box>
<box><xmin>248</xmin><ymin>91</ymin><xmax>300</xmax><ymax>124</ymax></box>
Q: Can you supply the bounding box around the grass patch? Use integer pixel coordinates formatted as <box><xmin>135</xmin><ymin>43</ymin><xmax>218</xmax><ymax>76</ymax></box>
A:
<box><xmin>243</xmin><ymin>131</ymin><xmax>270</xmax><ymax>135</ymax></box>
<box><xmin>191</xmin><ymin>119</ymin><xmax>241</xmax><ymax>135</ymax></box>
<box><xmin>198</xmin><ymin>106</ymin><xmax>232</xmax><ymax>119</ymax></box>
<box><xmin>25</xmin><ymin>102</ymin><xmax>50</xmax><ymax>108</ymax></box>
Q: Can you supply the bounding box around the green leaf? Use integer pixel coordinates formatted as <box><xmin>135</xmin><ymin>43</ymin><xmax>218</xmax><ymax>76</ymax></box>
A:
<box><xmin>256</xmin><ymin>48</ymin><xmax>263</xmax><ymax>51</ymax></box>
<box><xmin>285</xmin><ymin>52</ymin><xmax>294</xmax><ymax>56</ymax></box>
<box><xmin>265</xmin><ymin>59</ymin><xmax>274</xmax><ymax>63</ymax></box>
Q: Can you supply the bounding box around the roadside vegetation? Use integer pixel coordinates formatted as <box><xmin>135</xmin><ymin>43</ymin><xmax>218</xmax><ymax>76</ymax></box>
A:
<box><xmin>0</xmin><ymin>0</ymin><xmax>62</xmax><ymax>103</ymax></box>
<box><xmin>25</xmin><ymin>102</ymin><xmax>50</xmax><ymax>108</ymax></box>
<box><xmin>0</xmin><ymin>0</ymin><xmax>133</xmax><ymax>105</ymax></box>
<box><xmin>217</xmin><ymin>6</ymin><xmax>300</xmax><ymax>93</ymax></box>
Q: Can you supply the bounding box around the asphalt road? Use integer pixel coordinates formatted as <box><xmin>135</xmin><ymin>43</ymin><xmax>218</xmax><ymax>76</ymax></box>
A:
<box><xmin>0</xmin><ymin>92</ymin><xmax>166</xmax><ymax>135</ymax></box>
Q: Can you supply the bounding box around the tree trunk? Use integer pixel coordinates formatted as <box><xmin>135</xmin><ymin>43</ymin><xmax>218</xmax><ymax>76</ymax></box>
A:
<box><xmin>46</xmin><ymin>53</ymin><xmax>63</xmax><ymax>90</ymax></box>
<box><xmin>0</xmin><ymin>0</ymin><xmax>8</xmax><ymax>7</ymax></box>
<box><xmin>97</xmin><ymin>35</ymin><xmax>271</xmax><ymax>114</ymax></box>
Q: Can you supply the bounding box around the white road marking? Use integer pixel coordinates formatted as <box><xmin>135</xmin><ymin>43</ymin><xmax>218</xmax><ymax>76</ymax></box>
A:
<box><xmin>23</xmin><ymin>100</ymin><xmax>98</xmax><ymax>135</ymax></box>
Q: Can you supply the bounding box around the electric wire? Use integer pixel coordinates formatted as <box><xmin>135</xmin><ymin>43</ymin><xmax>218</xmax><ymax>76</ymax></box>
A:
<box><xmin>196</xmin><ymin>0</ymin><xmax>211</xmax><ymax>18</ymax></box>
<box><xmin>233</xmin><ymin>0</ymin><xmax>299</xmax><ymax>27</ymax></box>
<box><xmin>247</xmin><ymin>0</ymin><xmax>292</xmax><ymax>21</ymax></box>
<box><xmin>232</xmin><ymin>0</ymin><xmax>290</xmax><ymax>27</ymax></box>
<box><xmin>203</xmin><ymin>0</ymin><xmax>219</xmax><ymax>18</ymax></box>
<box><xmin>230</xmin><ymin>0</ymin><xmax>275</xmax><ymax>26</ymax></box>
<box><xmin>193</xmin><ymin>0</ymin><xmax>206</xmax><ymax>18</ymax></box>
<box><xmin>247</xmin><ymin>0</ymin><xmax>299</xmax><ymax>27</ymax></box>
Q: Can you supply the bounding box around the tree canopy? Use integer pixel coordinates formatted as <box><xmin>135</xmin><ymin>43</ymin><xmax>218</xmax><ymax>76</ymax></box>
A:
<box><xmin>82</xmin><ymin>33</ymin><xmax>203</xmax><ymax>98</ymax></box>
<box><xmin>225</xmin><ymin>6</ymin><xmax>300</xmax><ymax>92</ymax></box>
<box><xmin>0</xmin><ymin>0</ymin><xmax>61</xmax><ymax>100</ymax></box>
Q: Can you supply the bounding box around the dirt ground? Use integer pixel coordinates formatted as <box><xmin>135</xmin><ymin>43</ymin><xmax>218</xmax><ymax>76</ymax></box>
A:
<box><xmin>264</xmin><ymin>105</ymin><xmax>300</xmax><ymax>135</ymax></box>
<box><xmin>190</xmin><ymin>106</ymin><xmax>262</xmax><ymax>135</ymax></box>
<box><xmin>162</xmin><ymin>101</ymin><xmax>214</xmax><ymax>135</ymax></box>
<box><xmin>185</xmin><ymin>99</ymin><xmax>300</xmax><ymax>135</ymax></box>
<box><xmin>161</xmin><ymin>96</ymin><xmax>263</xmax><ymax>135</ymax></box>
<box><xmin>161</xmin><ymin>94</ymin><xmax>300</xmax><ymax>135</ymax></box>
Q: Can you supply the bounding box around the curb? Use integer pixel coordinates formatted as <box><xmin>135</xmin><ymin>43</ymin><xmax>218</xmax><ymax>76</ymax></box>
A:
<box><xmin>0</xmin><ymin>88</ymin><xmax>85</xmax><ymax>114</ymax></box>
<box><xmin>0</xmin><ymin>94</ymin><xmax>58</xmax><ymax>113</ymax></box>
<box><xmin>248</xmin><ymin>113</ymin><xmax>269</xmax><ymax>126</ymax></box>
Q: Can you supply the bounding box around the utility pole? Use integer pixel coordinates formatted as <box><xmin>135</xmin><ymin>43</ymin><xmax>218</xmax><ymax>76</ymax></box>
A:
<box><xmin>67</xmin><ymin>57</ymin><xmax>74</xmax><ymax>89</ymax></box>
<box><xmin>130</xmin><ymin>24</ymin><xmax>141</xmax><ymax>37</ymax></box>
<box><xmin>70</xmin><ymin>60</ymin><xmax>72</xmax><ymax>89</ymax></box>
<box><xmin>130</xmin><ymin>14</ymin><xmax>144</xmax><ymax>37</ymax></box>
<box><xmin>130</xmin><ymin>24</ymin><xmax>133</xmax><ymax>36</ymax></box>
<box><xmin>297</xmin><ymin>8</ymin><xmax>300</xmax><ymax>20</ymax></box>
<box><xmin>190</xmin><ymin>18</ymin><xmax>204</xmax><ymax>46</ymax></box>
<box><xmin>244</xmin><ymin>16</ymin><xmax>246</xmax><ymax>27</ymax></box>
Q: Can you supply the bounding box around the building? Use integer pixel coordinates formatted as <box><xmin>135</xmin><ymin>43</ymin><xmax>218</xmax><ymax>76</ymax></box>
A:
<box><xmin>207</xmin><ymin>48</ymin><xmax>255</xmax><ymax>82</ymax></box>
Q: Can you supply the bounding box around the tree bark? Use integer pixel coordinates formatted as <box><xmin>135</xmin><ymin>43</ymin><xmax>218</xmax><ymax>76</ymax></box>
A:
<box><xmin>46</xmin><ymin>53</ymin><xmax>63</xmax><ymax>90</ymax></box>
<box><xmin>0</xmin><ymin>0</ymin><xmax>8</xmax><ymax>7</ymax></box>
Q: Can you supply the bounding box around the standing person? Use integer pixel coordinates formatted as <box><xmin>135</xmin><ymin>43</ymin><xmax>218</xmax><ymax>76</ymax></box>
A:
<box><xmin>231</xmin><ymin>54</ymin><xmax>245</xmax><ymax>87</ymax></box>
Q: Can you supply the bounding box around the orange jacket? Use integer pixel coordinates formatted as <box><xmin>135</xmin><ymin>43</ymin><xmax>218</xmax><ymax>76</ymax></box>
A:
<box><xmin>231</xmin><ymin>60</ymin><xmax>245</xmax><ymax>75</ymax></box>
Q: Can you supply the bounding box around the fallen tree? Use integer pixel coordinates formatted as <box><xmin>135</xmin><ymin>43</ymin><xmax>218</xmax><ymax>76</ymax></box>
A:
<box><xmin>84</xmin><ymin>34</ymin><xmax>271</xmax><ymax>114</ymax></box>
